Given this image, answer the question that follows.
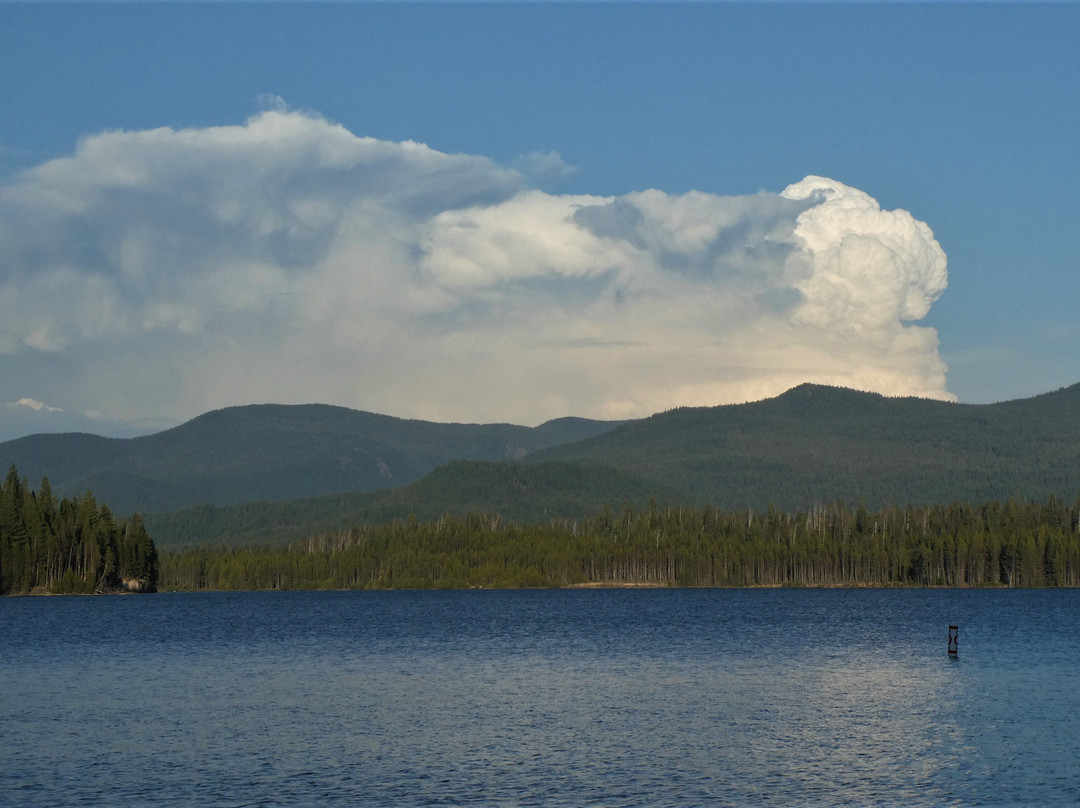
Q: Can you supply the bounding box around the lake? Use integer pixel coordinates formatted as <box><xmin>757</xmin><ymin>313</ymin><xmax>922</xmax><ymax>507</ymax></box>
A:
<box><xmin>2</xmin><ymin>588</ymin><xmax>1078</xmax><ymax>806</ymax></box>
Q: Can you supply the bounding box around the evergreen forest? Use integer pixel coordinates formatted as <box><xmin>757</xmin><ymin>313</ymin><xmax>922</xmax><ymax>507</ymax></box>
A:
<box><xmin>159</xmin><ymin>495</ymin><xmax>1080</xmax><ymax>591</ymax></box>
<box><xmin>0</xmin><ymin>466</ymin><xmax>159</xmax><ymax>595</ymax></box>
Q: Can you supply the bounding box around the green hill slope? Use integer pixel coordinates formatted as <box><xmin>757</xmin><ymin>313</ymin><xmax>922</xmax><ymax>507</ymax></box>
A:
<box><xmin>527</xmin><ymin>383</ymin><xmax>1080</xmax><ymax>511</ymax></box>
<box><xmin>0</xmin><ymin>404</ymin><xmax>621</xmax><ymax>514</ymax></box>
<box><xmin>145</xmin><ymin>460</ymin><xmax>666</xmax><ymax>550</ymax></box>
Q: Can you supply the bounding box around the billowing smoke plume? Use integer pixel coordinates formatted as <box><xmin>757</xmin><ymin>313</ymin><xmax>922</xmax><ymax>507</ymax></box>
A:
<box><xmin>0</xmin><ymin>109</ymin><xmax>951</xmax><ymax>428</ymax></box>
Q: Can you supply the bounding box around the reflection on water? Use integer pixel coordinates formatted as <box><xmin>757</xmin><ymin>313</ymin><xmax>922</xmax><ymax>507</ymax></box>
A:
<box><xmin>2</xmin><ymin>589</ymin><xmax>1079</xmax><ymax>806</ymax></box>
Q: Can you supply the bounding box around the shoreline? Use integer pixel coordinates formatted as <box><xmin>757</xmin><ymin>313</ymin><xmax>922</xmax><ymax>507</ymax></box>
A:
<box><xmin>7</xmin><ymin>580</ymin><xmax>1058</xmax><ymax>596</ymax></box>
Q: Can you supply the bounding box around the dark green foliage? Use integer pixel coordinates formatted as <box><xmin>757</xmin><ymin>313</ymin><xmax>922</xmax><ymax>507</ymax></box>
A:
<box><xmin>529</xmin><ymin>383</ymin><xmax>1080</xmax><ymax>511</ymax></box>
<box><xmin>0</xmin><ymin>465</ymin><xmax>159</xmax><ymax>595</ymax></box>
<box><xmin>0</xmin><ymin>404</ymin><xmax>623</xmax><ymax>514</ymax></box>
<box><xmin>145</xmin><ymin>460</ymin><xmax>668</xmax><ymax>550</ymax></box>
<box><xmin>158</xmin><ymin>495</ymin><xmax>1080</xmax><ymax>591</ymax></box>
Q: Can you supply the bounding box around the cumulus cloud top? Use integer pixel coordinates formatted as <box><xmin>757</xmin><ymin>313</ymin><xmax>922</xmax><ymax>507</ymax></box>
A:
<box><xmin>0</xmin><ymin>110</ymin><xmax>951</xmax><ymax>426</ymax></box>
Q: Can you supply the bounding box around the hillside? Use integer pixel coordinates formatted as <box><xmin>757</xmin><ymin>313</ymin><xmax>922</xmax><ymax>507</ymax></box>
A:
<box><xmin>528</xmin><ymin>383</ymin><xmax>1080</xmax><ymax>511</ymax></box>
<box><xmin>6</xmin><ymin>384</ymin><xmax>1080</xmax><ymax>547</ymax></box>
<box><xmin>145</xmin><ymin>460</ymin><xmax>670</xmax><ymax>550</ymax></box>
<box><xmin>0</xmin><ymin>404</ymin><xmax>621</xmax><ymax>514</ymax></box>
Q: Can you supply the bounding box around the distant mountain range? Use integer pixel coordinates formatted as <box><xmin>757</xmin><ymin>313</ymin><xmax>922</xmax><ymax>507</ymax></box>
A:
<box><xmin>3</xmin><ymin>383</ymin><xmax>1079</xmax><ymax>549</ymax></box>
<box><xmin>0</xmin><ymin>404</ymin><xmax>620</xmax><ymax>514</ymax></box>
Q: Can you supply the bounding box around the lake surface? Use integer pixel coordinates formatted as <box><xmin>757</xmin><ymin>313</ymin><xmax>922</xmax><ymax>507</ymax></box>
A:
<box><xmin>2</xmin><ymin>588</ymin><xmax>1079</xmax><ymax>807</ymax></box>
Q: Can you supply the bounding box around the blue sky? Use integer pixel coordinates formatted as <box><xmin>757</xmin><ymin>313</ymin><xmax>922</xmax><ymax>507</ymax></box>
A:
<box><xmin>0</xmin><ymin>3</ymin><xmax>1077</xmax><ymax>438</ymax></box>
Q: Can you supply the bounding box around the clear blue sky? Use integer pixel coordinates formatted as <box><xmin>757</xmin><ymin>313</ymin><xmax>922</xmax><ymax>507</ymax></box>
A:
<box><xmin>0</xmin><ymin>3</ymin><xmax>1077</xmax><ymax>437</ymax></box>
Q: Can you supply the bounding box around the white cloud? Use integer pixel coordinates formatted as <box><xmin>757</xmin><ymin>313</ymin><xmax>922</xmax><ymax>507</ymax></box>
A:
<box><xmin>0</xmin><ymin>110</ymin><xmax>952</xmax><ymax>427</ymax></box>
<box><xmin>8</xmin><ymin>398</ymin><xmax>63</xmax><ymax>413</ymax></box>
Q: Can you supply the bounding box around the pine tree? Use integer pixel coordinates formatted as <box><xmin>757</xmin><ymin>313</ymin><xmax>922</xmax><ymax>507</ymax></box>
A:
<box><xmin>0</xmin><ymin>466</ymin><xmax>159</xmax><ymax>596</ymax></box>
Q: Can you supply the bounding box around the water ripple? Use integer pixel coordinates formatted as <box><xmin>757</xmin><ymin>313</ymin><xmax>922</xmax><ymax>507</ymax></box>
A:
<box><xmin>2</xmin><ymin>589</ymin><xmax>1079</xmax><ymax>806</ymax></box>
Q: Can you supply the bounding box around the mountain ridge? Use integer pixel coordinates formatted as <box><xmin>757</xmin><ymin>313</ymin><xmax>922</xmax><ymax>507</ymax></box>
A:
<box><xmin>528</xmin><ymin>381</ymin><xmax>1080</xmax><ymax>510</ymax></box>
<box><xmin>3</xmin><ymin>382</ymin><xmax>1079</xmax><ymax>528</ymax></box>
<box><xmin>0</xmin><ymin>402</ymin><xmax>623</xmax><ymax>513</ymax></box>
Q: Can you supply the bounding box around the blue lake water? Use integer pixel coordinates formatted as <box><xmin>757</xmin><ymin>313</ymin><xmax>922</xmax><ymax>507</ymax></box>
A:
<box><xmin>2</xmin><ymin>588</ymin><xmax>1079</xmax><ymax>807</ymax></box>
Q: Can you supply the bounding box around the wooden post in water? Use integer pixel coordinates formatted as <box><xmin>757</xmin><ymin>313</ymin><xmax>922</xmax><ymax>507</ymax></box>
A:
<box><xmin>948</xmin><ymin>624</ymin><xmax>959</xmax><ymax>656</ymax></box>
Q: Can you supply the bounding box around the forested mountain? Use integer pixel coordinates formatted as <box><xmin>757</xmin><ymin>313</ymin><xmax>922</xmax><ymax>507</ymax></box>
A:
<box><xmin>5</xmin><ymin>384</ymin><xmax>1080</xmax><ymax>551</ymax></box>
<box><xmin>528</xmin><ymin>383</ymin><xmax>1080</xmax><ymax>512</ymax></box>
<box><xmin>0</xmin><ymin>405</ymin><xmax>621</xmax><ymax>515</ymax></box>
<box><xmin>145</xmin><ymin>460</ymin><xmax>670</xmax><ymax>550</ymax></box>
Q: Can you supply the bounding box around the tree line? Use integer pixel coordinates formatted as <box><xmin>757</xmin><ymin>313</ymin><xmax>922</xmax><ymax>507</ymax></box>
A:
<box><xmin>0</xmin><ymin>465</ymin><xmax>159</xmax><ymax>595</ymax></box>
<box><xmin>159</xmin><ymin>494</ymin><xmax>1080</xmax><ymax>591</ymax></box>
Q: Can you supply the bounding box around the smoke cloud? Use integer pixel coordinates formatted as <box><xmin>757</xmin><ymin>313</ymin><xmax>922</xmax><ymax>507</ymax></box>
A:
<box><xmin>0</xmin><ymin>109</ymin><xmax>951</xmax><ymax>429</ymax></box>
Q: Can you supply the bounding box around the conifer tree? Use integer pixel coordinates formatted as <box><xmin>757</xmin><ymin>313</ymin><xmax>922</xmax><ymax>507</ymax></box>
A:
<box><xmin>0</xmin><ymin>465</ymin><xmax>159</xmax><ymax>595</ymax></box>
